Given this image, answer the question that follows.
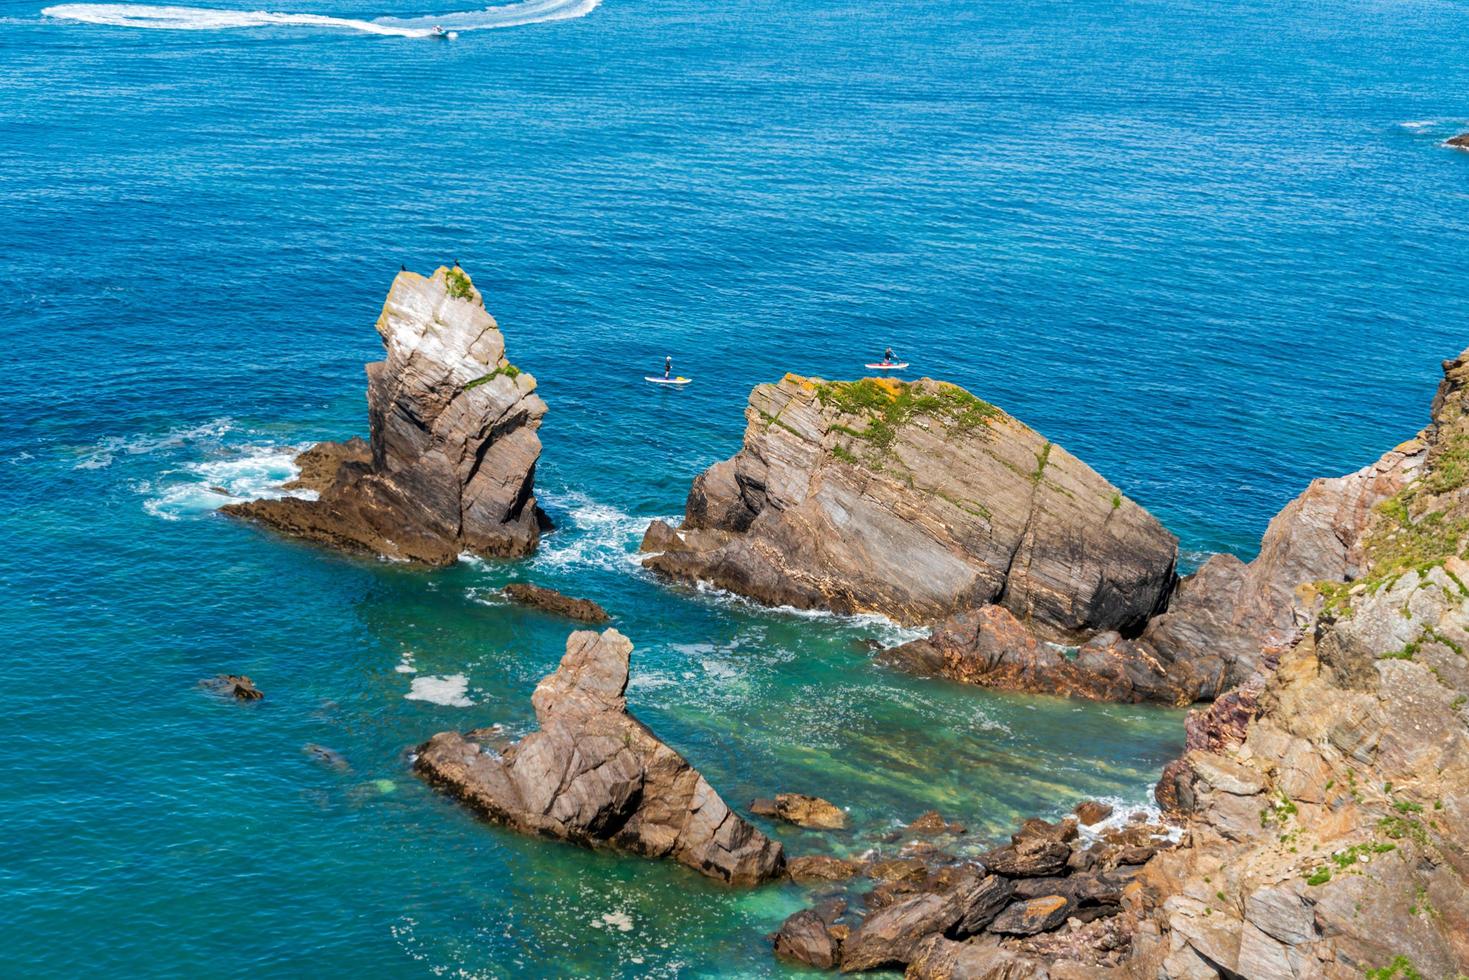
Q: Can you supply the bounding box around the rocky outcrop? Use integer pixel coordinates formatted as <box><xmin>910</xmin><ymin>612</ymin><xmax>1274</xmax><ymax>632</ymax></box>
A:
<box><xmin>502</xmin><ymin>583</ymin><xmax>609</xmax><ymax>623</ymax></box>
<box><xmin>771</xmin><ymin>811</ymin><xmax>1175</xmax><ymax>975</ymax></box>
<box><xmin>882</xmin><ymin>604</ymin><xmax>1228</xmax><ymax>705</ymax></box>
<box><xmin>751</xmin><ymin>793</ymin><xmax>848</xmax><ymax>830</ymax></box>
<box><xmin>1447</xmin><ymin>133</ymin><xmax>1469</xmax><ymax>150</ymax></box>
<box><xmin>225</xmin><ymin>267</ymin><xmax>547</xmax><ymax>564</ymax></box>
<box><xmin>200</xmin><ymin>674</ymin><xmax>262</xmax><ymax>700</ymax></box>
<box><xmin>1117</xmin><ymin>350</ymin><xmax>1469</xmax><ymax>979</ymax></box>
<box><xmin>642</xmin><ymin>376</ymin><xmax>1177</xmax><ymax>634</ymax></box>
<box><xmin>414</xmin><ymin>628</ymin><xmax>783</xmax><ymax>885</ymax></box>
<box><xmin>884</xmin><ymin>404</ymin><xmax>1426</xmax><ymax>704</ymax></box>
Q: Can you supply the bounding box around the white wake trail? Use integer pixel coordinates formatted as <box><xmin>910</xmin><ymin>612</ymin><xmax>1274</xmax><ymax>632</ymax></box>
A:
<box><xmin>43</xmin><ymin>0</ymin><xmax>599</xmax><ymax>36</ymax></box>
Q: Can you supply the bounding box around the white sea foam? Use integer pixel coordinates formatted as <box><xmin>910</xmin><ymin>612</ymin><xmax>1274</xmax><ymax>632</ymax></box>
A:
<box><xmin>44</xmin><ymin>0</ymin><xmax>600</xmax><ymax>37</ymax></box>
<box><xmin>690</xmin><ymin>580</ymin><xmax>931</xmax><ymax>646</ymax></box>
<box><xmin>74</xmin><ymin>417</ymin><xmax>235</xmax><ymax>470</ymax></box>
<box><xmin>532</xmin><ymin>489</ymin><xmax>675</xmax><ymax>574</ymax></box>
<box><xmin>142</xmin><ymin>444</ymin><xmax>310</xmax><ymax>520</ymax></box>
<box><xmin>405</xmin><ymin>673</ymin><xmax>473</xmax><ymax>707</ymax></box>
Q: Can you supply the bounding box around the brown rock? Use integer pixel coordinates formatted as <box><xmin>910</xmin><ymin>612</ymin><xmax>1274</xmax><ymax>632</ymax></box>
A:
<box><xmin>1074</xmin><ymin>800</ymin><xmax>1114</xmax><ymax>826</ymax></box>
<box><xmin>644</xmin><ymin>375</ymin><xmax>1177</xmax><ymax>633</ymax></box>
<box><xmin>884</xmin><ymin>605</ymin><xmax>1220</xmax><ymax>705</ymax></box>
<box><xmin>1447</xmin><ymin>133</ymin><xmax>1469</xmax><ymax>149</ymax></box>
<box><xmin>841</xmin><ymin>873</ymin><xmax>1012</xmax><ymax>972</ymax></box>
<box><xmin>225</xmin><ymin>267</ymin><xmax>549</xmax><ymax>564</ymax></box>
<box><xmin>787</xmin><ymin>855</ymin><xmax>861</xmax><ymax>883</ymax></box>
<box><xmin>201</xmin><ymin>674</ymin><xmax>262</xmax><ymax>700</ymax></box>
<box><xmin>414</xmin><ymin>628</ymin><xmax>783</xmax><ymax>885</ymax></box>
<box><xmin>768</xmin><ymin>793</ymin><xmax>848</xmax><ymax>830</ymax></box>
<box><xmin>502</xmin><ymin>583</ymin><xmax>610</xmax><ymax>623</ymax></box>
<box><xmin>773</xmin><ymin>908</ymin><xmax>842</xmax><ymax>969</ymax></box>
<box><xmin>866</xmin><ymin>857</ymin><xmax>930</xmax><ymax>884</ymax></box>
<box><xmin>988</xmin><ymin>896</ymin><xmax>1072</xmax><ymax>935</ymax></box>
<box><xmin>980</xmin><ymin>838</ymin><xmax>1071</xmax><ymax>878</ymax></box>
<box><xmin>906</xmin><ymin>810</ymin><xmax>965</xmax><ymax>835</ymax></box>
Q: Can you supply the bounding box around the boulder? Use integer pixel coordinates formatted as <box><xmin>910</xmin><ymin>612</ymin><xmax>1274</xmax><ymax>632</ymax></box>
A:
<box><xmin>840</xmin><ymin>872</ymin><xmax>1013</xmax><ymax>972</ymax></box>
<box><xmin>502</xmin><ymin>583</ymin><xmax>610</xmax><ymax>623</ymax></box>
<box><xmin>988</xmin><ymin>896</ymin><xmax>1073</xmax><ymax>936</ymax></box>
<box><xmin>225</xmin><ymin>267</ymin><xmax>548</xmax><ymax>564</ymax></box>
<box><xmin>1074</xmin><ymin>801</ymin><xmax>1113</xmax><ymax>826</ymax></box>
<box><xmin>787</xmin><ymin>855</ymin><xmax>862</xmax><ymax>883</ymax></box>
<box><xmin>643</xmin><ymin>375</ymin><xmax>1177</xmax><ymax>634</ymax></box>
<box><xmin>756</xmin><ymin>793</ymin><xmax>847</xmax><ymax>829</ymax></box>
<box><xmin>1448</xmin><ymin>133</ymin><xmax>1469</xmax><ymax>149</ymax></box>
<box><xmin>414</xmin><ymin>628</ymin><xmax>783</xmax><ymax>885</ymax></box>
<box><xmin>907</xmin><ymin>810</ymin><xmax>966</xmax><ymax>835</ymax></box>
<box><xmin>773</xmin><ymin>907</ymin><xmax>843</xmax><ymax>969</ymax></box>
<box><xmin>201</xmin><ymin>674</ymin><xmax>262</xmax><ymax>700</ymax></box>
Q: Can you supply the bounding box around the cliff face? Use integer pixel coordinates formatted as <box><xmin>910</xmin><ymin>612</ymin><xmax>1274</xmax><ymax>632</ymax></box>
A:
<box><xmin>225</xmin><ymin>267</ymin><xmax>547</xmax><ymax>564</ymax></box>
<box><xmin>642</xmin><ymin>375</ymin><xmax>1178</xmax><ymax>635</ymax></box>
<box><xmin>414</xmin><ymin>629</ymin><xmax>785</xmax><ymax>886</ymax></box>
<box><xmin>1121</xmin><ymin>351</ymin><xmax>1469</xmax><ymax>979</ymax></box>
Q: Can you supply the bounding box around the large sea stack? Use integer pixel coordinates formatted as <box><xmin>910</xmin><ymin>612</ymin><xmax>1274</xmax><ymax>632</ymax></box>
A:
<box><xmin>224</xmin><ymin>267</ymin><xmax>547</xmax><ymax>563</ymax></box>
<box><xmin>642</xmin><ymin>375</ymin><xmax>1178</xmax><ymax>636</ymax></box>
<box><xmin>414</xmin><ymin>628</ymin><xmax>785</xmax><ymax>885</ymax></box>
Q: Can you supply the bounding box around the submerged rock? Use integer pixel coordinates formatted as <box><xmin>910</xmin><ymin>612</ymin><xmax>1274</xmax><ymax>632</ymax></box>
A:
<box><xmin>302</xmin><ymin>743</ymin><xmax>350</xmax><ymax>771</ymax></box>
<box><xmin>225</xmin><ymin>267</ymin><xmax>548</xmax><ymax>564</ymax></box>
<box><xmin>642</xmin><ymin>375</ymin><xmax>1177</xmax><ymax>634</ymax></box>
<box><xmin>201</xmin><ymin>674</ymin><xmax>263</xmax><ymax>700</ymax></box>
<box><xmin>502</xmin><ymin>583</ymin><xmax>610</xmax><ymax>623</ymax></box>
<box><xmin>414</xmin><ymin>628</ymin><xmax>783</xmax><ymax>885</ymax></box>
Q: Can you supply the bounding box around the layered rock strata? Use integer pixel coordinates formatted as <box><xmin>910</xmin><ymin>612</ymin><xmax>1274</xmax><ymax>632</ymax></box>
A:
<box><xmin>643</xmin><ymin>375</ymin><xmax>1178</xmax><ymax>635</ymax></box>
<box><xmin>414</xmin><ymin>628</ymin><xmax>784</xmax><ymax>885</ymax></box>
<box><xmin>225</xmin><ymin>266</ymin><xmax>547</xmax><ymax>564</ymax></box>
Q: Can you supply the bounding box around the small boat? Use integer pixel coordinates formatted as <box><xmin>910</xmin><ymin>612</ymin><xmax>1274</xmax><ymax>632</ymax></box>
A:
<box><xmin>645</xmin><ymin>376</ymin><xmax>692</xmax><ymax>386</ymax></box>
<box><xmin>429</xmin><ymin>25</ymin><xmax>457</xmax><ymax>39</ymax></box>
<box><xmin>864</xmin><ymin>361</ymin><xmax>909</xmax><ymax>370</ymax></box>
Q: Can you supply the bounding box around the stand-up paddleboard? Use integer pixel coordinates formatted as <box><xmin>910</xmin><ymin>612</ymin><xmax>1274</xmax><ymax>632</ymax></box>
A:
<box><xmin>645</xmin><ymin>376</ymin><xmax>692</xmax><ymax>386</ymax></box>
<box><xmin>864</xmin><ymin>361</ymin><xmax>909</xmax><ymax>370</ymax></box>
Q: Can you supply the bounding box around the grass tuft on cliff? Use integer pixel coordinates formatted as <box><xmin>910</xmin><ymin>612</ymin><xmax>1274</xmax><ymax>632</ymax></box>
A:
<box><xmin>445</xmin><ymin>267</ymin><xmax>475</xmax><ymax>301</ymax></box>
<box><xmin>813</xmin><ymin>378</ymin><xmax>1001</xmax><ymax>468</ymax></box>
<box><xmin>465</xmin><ymin>363</ymin><xmax>520</xmax><ymax>390</ymax></box>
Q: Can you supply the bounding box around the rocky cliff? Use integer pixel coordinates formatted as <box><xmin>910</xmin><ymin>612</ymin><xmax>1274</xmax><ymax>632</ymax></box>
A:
<box><xmin>1119</xmin><ymin>352</ymin><xmax>1469</xmax><ymax>979</ymax></box>
<box><xmin>642</xmin><ymin>375</ymin><xmax>1178</xmax><ymax>636</ymax></box>
<box><xmin>414</xmin><ymin>629</ymin><xmax>785</xmax><ymax>886</ymax></box>
<box><xmin>224</xmin><ymin>266</ymin><xmax>547</xmax><ymax>564</ymax></box>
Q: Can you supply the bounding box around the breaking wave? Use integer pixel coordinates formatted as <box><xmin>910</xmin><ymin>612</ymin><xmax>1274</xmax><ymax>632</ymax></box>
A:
<box><xmin>43</xmin><ymin>0</ymin><xmax>600</xmax><ymax>37</ymax></box>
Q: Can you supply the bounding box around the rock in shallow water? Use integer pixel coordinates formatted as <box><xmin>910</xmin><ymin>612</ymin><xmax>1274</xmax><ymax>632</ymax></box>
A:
<box><xmin>413</xmin><ymin>628</ymin><xmax>783</xmax><ymax>885</ymax></box>
<box><xmin>642</xmin><ymin>374</ymin><xmax>1178</xmax><ymax>634</ymax></box>
<box><xmin>201</xmin><ymin>674</ymin><xmax>262</xmax><ymax>700</ymax></box>
<box><xmin>225</xmin><ymin>267</ymin><xmax>548</xmax><ymax>564</ymax></box>
<box><xmin>752</xmin><ymin>792</ymin><xmax>847</xmax><ymax>829</ymax></box>
<box><xmin>501</xmin><ymin>582</ymin><xmax>610</xmax><ymax>623</ymax></box>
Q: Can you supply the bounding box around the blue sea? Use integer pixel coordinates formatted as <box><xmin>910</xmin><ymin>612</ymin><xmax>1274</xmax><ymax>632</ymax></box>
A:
<box><xmin>2</xmin><ymin>0</ymin><xmax>1466</xmax><ymax>974</ymax></box>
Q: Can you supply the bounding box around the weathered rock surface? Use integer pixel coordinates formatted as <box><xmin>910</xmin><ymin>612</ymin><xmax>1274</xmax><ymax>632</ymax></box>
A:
<box><xmin>1074</xmin><ymin>801</ymin><xmax>1113</xmax><ymax>826</ymax></box>
<box><xmin>883</xmin><ymin>604</ymin><xmax>1227</xmax><ymax>704</ymax></box>
<box><xmin>643</xmin><ymin>375</ymin><xmax>1177</xmax><ymax>633</ymax></box>
<box><xmin>787</xmin><ymin>855</ymin><xmax>862</xmax><ymax>883</ymax></box>
<box><xmin>414</xmin><ymin>628</ymin><xmax>783</xmax><ymax>885</ymax></box>
<box><xmin>1448</xmin><ymin>133</ymin><xmax>1469</xmax><ymax>150</ymax></box>
<box><xmin>502</xmin><ymin>583</ymin><xmax>610</xmax><ymax>623</ymax></box>
<box><xmin>225</xmin><ymin>267</ymin><xmax>548</xmax><ymax>564</ymax></box>
<box><xmin>774</xmin><ymin>906</ymin><xmax>846</xmax><ymax>969</ymax></box>
<box><xmin>752</xmin><ymin>792</ymin><xmax>848</xmax><ymax>829</ymax></box>
<box><xmin>200</xmin><ymin>674</ymin><xmax>262</xmax><ymax>700</ymax></box>
<box><xmin>1118</xmin><ymin>350</ymin><xmax>1469</xmax><ymax>979</ymax></box>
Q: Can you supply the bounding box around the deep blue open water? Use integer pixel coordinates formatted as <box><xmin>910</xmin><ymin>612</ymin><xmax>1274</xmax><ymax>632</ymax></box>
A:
<box><xmin>2</xmin><ymin>0</ymin><xmax>1467</xmax><ymax>974</ymax></box>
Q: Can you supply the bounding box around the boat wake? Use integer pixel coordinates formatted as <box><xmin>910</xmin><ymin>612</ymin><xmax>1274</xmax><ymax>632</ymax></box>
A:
<box><xmin>42</xmin><ymin>0</ymin><xmax>599</xmax><ymax>37</ymax></box>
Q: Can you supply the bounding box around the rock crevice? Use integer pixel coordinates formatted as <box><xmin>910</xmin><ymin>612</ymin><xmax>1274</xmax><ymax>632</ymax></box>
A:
<box><xmin>225</xmin><ymin>267</ymin><xmax>547</xmax><ymax>564</ymax></box>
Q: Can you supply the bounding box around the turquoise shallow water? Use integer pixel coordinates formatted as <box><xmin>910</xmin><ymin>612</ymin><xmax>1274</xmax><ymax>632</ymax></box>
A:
<box><xmin>3</xmin><ymin>0</ymin><xmax>1468</xmax><ymax>974</ymax></box>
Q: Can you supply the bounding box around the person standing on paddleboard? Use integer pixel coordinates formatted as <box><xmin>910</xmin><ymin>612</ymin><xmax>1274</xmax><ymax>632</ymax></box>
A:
<box><xmin>664</xmin><ymin>355</ymin><xmax>672</xmax><ymax>379</ymax></box>
<box><xmin>884</xmin><ymin>347</ymin><xmax>895</xmax><ymax>365</ymax></box>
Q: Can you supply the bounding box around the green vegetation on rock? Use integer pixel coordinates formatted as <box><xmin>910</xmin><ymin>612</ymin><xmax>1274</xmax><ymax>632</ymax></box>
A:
<box><xmin>1364</xmin><ymin>955</ymin><xmax>1425</xmax><ymax>980</ymax></box>
<box><xmin>465</xmin><ymin>363</ymin><xmax>520</xmax><ymax>390</ymax></box>
<box><xmin>812</xmin><ymin>377</ymin><xmax>1000</xmax><ymax>470</ymax></box>
<box><xmin>445</xmin><ymin>267</ymin><xmax>475</xmax><ymax>301</ymax></box>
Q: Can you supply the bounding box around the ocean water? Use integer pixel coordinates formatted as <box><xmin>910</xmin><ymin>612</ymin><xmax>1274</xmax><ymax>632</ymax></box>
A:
<box><xmin>2</xmin><ymin>0</ymin><xmax>1467</xmax><ymax>974</ymax></box>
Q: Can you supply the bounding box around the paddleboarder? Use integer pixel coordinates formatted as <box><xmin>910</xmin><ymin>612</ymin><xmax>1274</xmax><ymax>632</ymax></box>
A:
<box><xmin>664</xmin><ymin>355</ymin><xmax>673</xmax><ymax>379</ymax></box>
